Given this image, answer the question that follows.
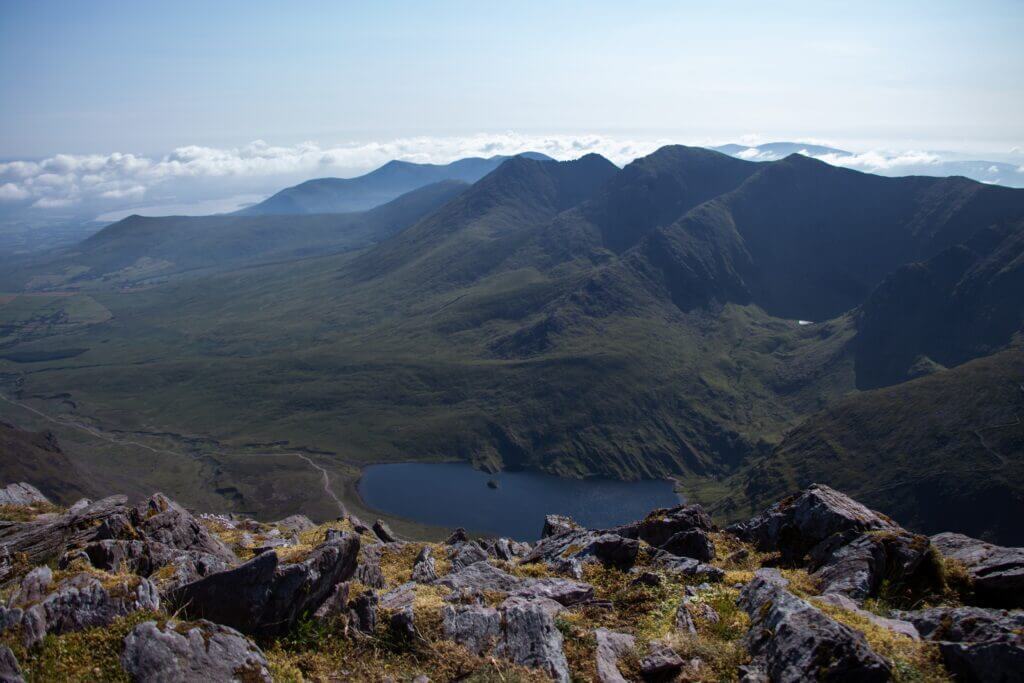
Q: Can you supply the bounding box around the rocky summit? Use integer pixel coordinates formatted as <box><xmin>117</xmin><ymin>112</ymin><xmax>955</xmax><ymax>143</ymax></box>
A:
<box><xmin>0</xmin><ymin>483</ymin><xmax>1021</xmax><ymax>682</ymax></box>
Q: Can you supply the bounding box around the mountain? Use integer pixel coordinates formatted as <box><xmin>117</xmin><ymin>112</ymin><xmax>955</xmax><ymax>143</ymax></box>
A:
<box><xmin>714</xmin><ymin>348</ymin><xmax>1024</xmax><ymax>544</ymax></box>
<box><xmin>2</xmin><ymin>147</ymin><xmax>1023</xmax><ymax>543</ymax></box>
<box><xmin>239</xmin><ymin>152</ymin><xmax>554</xmax><ymax>215</ymax></box>
<box><xmin>1</xmin><ymin>180</ymin><xmax>468</xmax><ymax>290</ymax></box>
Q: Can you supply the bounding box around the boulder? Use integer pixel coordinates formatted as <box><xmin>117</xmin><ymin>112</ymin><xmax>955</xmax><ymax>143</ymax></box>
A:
<box><xmin>372</xmin><ymin>519</ymin><xmax>397</xmax><ymax>543</ymax></box>
<box><xmin>611</xmin><ymin>504</ymin><xmax>714</xmax><ymax>547</ymax></box>
<box><xmin>594</xmin><ymin>628</ymin><xmax>635</xmax><ymax>683</ymax></box>
<box><xmin>739</xmin><ymin>570</ymin><xmax>891</xmax><ymax>682</ymax></box>
<box><xmin>639</xmin><ymin>642</ymin><xmax>685</xmax><ymax>682</ymax></box>
<box><xmin>436</xmin><ymin>561</ymin><xmax>523</xmax><ymax>594</ymax></box>
<box><xmin>900</xmin><ymin>606</ymin><xmax>1024</xmax><ymax>681</ymax></box>
<box><xmin>411</xmin><ymin>546</ymin><xmax>437</xmax><ymax>583</ymax></box>
<box><xmin>658</xmin><ymin>529</ymin><xmax>715</xmax><ymax>562</ymax></box>
<box><xmin>274</xmin><ymin>514</ymin><xmax>315</xmax><ymax>534</ymax></box>
<box><xmin>930</xmin><ymin>532</ymin><xmax>1024</xmax><ymax>607</ymax></box>
<box><xmin>450</xmin><ymin>541</ymin><xmax>488</xmax><ymax>571</ymax></box>
<box><xmin>542</xmin><ymin>515</ymin><xmax>579</xmax><ymax>538</ymax></box>
<box><xmin>168</xmin><ymin>533</ymin><xmax>359</xmax><ymax>636</ymax></box>
<box><xmin>811</xmin><ymin>530</ymin><xmax>937</xmax><ymax>602</ymax></box>
<box><xmin>0</xmin><ymin>495</ymin><xmax>127</xmax><ymax>564</ymax></box>
<box><xmin>496</xmin><ymin>596</ymin><xmax>570</xmax><ymax>683</ymax></box>
<box><xmin>0</xmin><ymin>483</ymin><xmax>50</xmax><ymax>506</ymax></box>
<box><xmin>524</xmin><ymin>529</ymin><xmax>640</xmax><ymax>570</ymax></box>
<box><xmin>509</xmin><ymin>578</ymin><xmax>594</xmax><ymax>606</ymax></box>
<box><xmin>128</xmin><ymin>494</ymin><xmax>236</xmax><ymax>565</ymax></box>
<box><xmin>121</xmin><ymin>619</ymin><xmax>271</xmax><ymax>682</ymax></box>
<box><xmin>0</xmin><ymin>645</ymin><xmax>23</xmax><ymax>683</ymax></box>
<box><xmin>442</xmin><ymin>604</ymin><xmax>501</xmax><ymax>655</ymax></box>
<box><xmin>729</xmin><ymin>484</ymin><xmax>897</xmax><ymax>562</ymax></box>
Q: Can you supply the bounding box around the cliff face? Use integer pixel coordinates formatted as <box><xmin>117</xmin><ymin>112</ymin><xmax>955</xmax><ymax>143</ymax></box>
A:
<box><xmin>1</xmin><ymin>481</ymin><xmax>1021</xmax><ymax>681</ymax></box>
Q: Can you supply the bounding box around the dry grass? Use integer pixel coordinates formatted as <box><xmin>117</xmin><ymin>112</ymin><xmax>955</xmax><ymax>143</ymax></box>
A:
<box><xmin>0</xmin><ymin>502</ymin><xmax>62</xmax><ymax>522</ymax></box>
<box><xmin>813</xmin><ymin>599</ymin><xmax>951</xmax><ymax>682</ymax></box>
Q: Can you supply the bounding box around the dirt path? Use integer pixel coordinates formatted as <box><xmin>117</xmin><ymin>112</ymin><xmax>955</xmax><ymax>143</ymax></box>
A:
<box><xmin>0</xmin><ymin>392</ymin><xmax>347</xmax><ymax>517</ymax></box>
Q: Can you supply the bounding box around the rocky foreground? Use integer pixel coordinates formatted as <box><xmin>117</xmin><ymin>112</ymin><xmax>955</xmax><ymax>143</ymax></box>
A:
<box><xmin>0</xmin><ymin>482</ymin><xmax>1022</xmax><ymax>682</ymax></box>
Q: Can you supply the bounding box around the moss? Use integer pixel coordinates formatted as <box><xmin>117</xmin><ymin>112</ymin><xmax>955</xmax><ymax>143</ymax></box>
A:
<box><xmin>9</xmin><ymin>611</ymin><xmax>162</xmax><ymax>683</ymax></box>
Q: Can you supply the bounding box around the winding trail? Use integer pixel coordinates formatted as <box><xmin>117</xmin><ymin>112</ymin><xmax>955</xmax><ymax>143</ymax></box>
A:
<box><xmin>0</xmin><ymin>391</ymin><xmax>347</xmax><ymax>517</ymax></box>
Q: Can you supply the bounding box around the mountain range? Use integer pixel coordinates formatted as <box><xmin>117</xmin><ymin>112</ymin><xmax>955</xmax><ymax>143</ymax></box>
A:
<box><xmin>1</xmin><ymin>146</ymin><xmax>1022</xmax><ymax>543</ymax></box>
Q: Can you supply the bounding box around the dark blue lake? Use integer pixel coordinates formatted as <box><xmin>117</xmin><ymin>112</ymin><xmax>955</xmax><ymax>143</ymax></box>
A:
<box><xmin>357</xmin><ymin>462</ymin><xmax>681</xmax><ymax>541</ymax></box>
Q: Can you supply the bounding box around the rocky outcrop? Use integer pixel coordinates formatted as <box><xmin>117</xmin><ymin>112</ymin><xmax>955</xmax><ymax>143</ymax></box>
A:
<box><xmin>167</xmin><ymin>532</ymin><xmax>359</xmax><ymax>636</ymax></box>
<box><xmin>372</xmin><ymin>519</ymin><xmax>397</xmax><ymax>543</ymax></box>
<box><xmin>899</xmin><ymin>606</ymin><xmax>1024</xmax><ymax>682</ymax></box>
<box><xmin>0</xmin><ymin>495</ymin><xmax>127</xmax><ymax>563</ymax></box>
<box><xmin>594</xmin><ymin>628</ymin><xmax>635</xmax><ymax>683</ymax></box>
<box><xmin>0</xmin><ymin>645</ymin><xmax>23</xmax><ymax>683</ymax></box>
<box><xmin>121</xmin><ymin>619</ymin><xmax>271</xmax><ymax>682</ymax></box>
<box><xmin>128</xmin><ymin>494</ymin><xmax>237</xmax><ymax>565</ymax></box>
<box><xmin>931</xmin><ymin>533</ymin><xmax>1024</xmax><ymax>607</ymax></box>
<box><xmin>739</xmin><ymin>570</ymin><xmax>891</xmax><ymax>682</ymax></box>
<box><xmin>411</xmin><ymin>546</ymin><xmax>437</xmax><ymax>583</ymax></box>
<box><xmin>0</xmin><ymin>483</ymin><xmax>50</xmax><ymax>507</ymax></box>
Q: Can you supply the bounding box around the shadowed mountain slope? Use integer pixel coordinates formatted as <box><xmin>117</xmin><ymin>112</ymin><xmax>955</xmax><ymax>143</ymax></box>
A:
<box><xmin>239</xmin><ymin>152</ymin><xmax>554</xmax><ymax>215</ymax></box>
<box><xmin>0</xmin><ymin>422</ymin><xmax>91</xmax><ymax>504</ymax></box>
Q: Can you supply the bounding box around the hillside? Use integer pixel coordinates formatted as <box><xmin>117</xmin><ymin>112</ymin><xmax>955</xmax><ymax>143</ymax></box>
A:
<box><xmin>713</xmin><ymin>348</ymin><xmax>1024</xmax><ymax>544</ymax></box>
<box><xmin>240</xmin><ymin>152</ymin><xmax>553</xmax><ymax>215</ymax></box>
<box><xmin>0</xmin><ymin>422</ymin><xmax>90</xmax><ymax>504</ymax></box>
<box><xmin>1</xmin><ymin>180</ymin><xmax>467</xmax><ymax>290</ymax></box>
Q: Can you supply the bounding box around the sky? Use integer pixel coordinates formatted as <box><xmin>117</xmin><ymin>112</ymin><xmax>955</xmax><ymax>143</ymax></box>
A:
<box><xmin>1</xmin><ymin>1</ymin><xmax>1022</xmax><ymax>219</ymax></box>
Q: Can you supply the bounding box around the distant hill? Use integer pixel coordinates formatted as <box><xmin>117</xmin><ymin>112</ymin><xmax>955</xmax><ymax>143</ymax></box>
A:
<box><xmin>239</xmin><ymin>152</ymin><xmax>554</xmax><ymax>216</ymax></box>
<box><xmin>3</xmin><ymin>179</ymin><xmax>468</xmax><ymax>289</ymax></box>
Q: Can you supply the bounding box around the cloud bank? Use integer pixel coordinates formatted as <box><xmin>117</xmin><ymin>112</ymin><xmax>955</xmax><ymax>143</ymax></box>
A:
<box><xmin>1</xmin><ymin>134</ymin><xmax>1021</xmax><ymax>213</ymax></box>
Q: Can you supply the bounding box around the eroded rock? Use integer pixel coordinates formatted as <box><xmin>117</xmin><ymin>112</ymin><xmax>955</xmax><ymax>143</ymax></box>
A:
<box><xmin>594</xmin><ymin>628</ymin><xmax>635</xmax><ymax>683</ymax></box>
<box><xmin>121</xmin><ymin>619</ymin><xmax>271</xmax><ymax>682</ymax></box>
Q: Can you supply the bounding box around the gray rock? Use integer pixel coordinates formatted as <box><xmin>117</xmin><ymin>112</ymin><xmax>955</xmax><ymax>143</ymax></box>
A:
<box><xmin>450</xmin><ymin>541</ymin><xmax>488</xmax><ymax>570</ymax></box>
<box><xmin>313</xmin><ymin>581</ymin><xmax>349</xmax><ymax>620</ymax></box>
<box><xmin>443</xmin><ymin>604</ymin><xmax>501</xmax><ymax>655</ymax></box>
<box><xmin>168</xmin><ymin>532</ymin><xmax>360</xmax><ymax>636</ymax></box>
<box><xmin>931</xmin><ymin>532</ymin><xmax>1024</xmax><ymax>607</ymax></box>
<box><xmin>542</xmin><ymin>515</ymin><xmax>579</xmax><ymax>538</ymax></box>
<box><xmin>0</xmin><ymin>645</ymin><xmax>23</xmax><ymax>683</ymax></box>
<box><xmin>128</xmin><ymin>493</ymin><xmax>237</xmax><ymax>565</ymax></box>
<box><xmin>729</xmin><ymin>483</ymin><xmax>898</xmax><ymax>562</ymax></box>
<box><xmin>0</xmin><ymin>546</ymin><xmax>11</xmax><ymax>583</ymax></box>
<box><xmin>901</xmin><ymin>605</ymin><xmax>1024</xmax><ymax>643</ymax></box>
<box><xmin>647</xmin><ymin>549</ymin><xmax>725</xmax><ymax>581</ymax></box>
<box><xmin>639</xmin><ymin>642</ymin><xmax>685</xmax><ymax>682</ymax></box>
<box><xmin>380</xmin><ymin>582</ymin><xmax>417</xmax><ymax>611</ymax></box>
<box><xmin>496</xmin><ymin>596</ymin><xmax>570</xmax><ymax>683</ymax></box>
<box><xmin>0</xmin><ymin>607</ymin><xmax>23</xmax><ymax>635</ymax></box>
<box><xmin>610</xmin><ymin>504</ymin><xmax>714</xmax><ymax>547</ymax></box>
<box><xmin>372</xmin><ymin>519</ymin><xmax>397</xmax><ymax>543</ymax></box>
<box><xmin>121</xmin><ymin>619</ymin><xmax>271</xmax><ymax>682</ymax></box>
<box><xmin>349</xmin><ymin>589</ymin><xmax>378</xmax><ymax>634</ymax></box>
<box><xmin>411</xmin><ymin>546</ymin><xmax>437</xmax><ymax>583</ymax></box>
<box><xmin>739</xmin><ymin>571</ymin><xmax>891</xmax><ymax>682</ymax></box>
<box><xmin>445</xmin><ymin>528</ymin><xmax>469</xmax><ymax>545</ymax></box>
<box><xmin>389</xmin><ymin>604</ymin><xmax>418</xmax><ymax>641</ymax></box>
<box><xmin>0</xmin><ymin>483</ymin><xmax>50</xmax><ymax>506</ymax></box>
<box><xmin>659</xmin><ymin>528</ymin><xmax>715</xmax><ymax>562</ymax></box>
<box><xmin>524</xmin><ymin>529</ymin><xmax>640</xmax><ymax>570</ymax></box>
<box><xmin>811</xmin><ymin>529</ymin><xmax>936</xmax><ymax>602</ymax></box>
<box><xmin>436</xmin><ymin>561</ymin><xmax>522</xmax><ymax>594</ymax></box>
<box><xmin>355</xmin><ymin>558</ymin><xmax>386</xmax><ymax>589</ymax></box>
<box><xmin>275</xmin><ymin>514</ymin><xmax>315</xmax><ymax>534</ymax></box>
<box><xmin>11</xmin><ymin>566</ymin><xmax>53</xmax><ymax>607</ymax></box>
<box><xmin>675</xmin><ymin>600</ymin><xmax>696</xmax><ymax>634</ymax></box>
<box><xmin>509</xmin><ymin>578</ymin><xmax>594</xmax><ymax>606</ymax></box>
<box><xmin>347</xmin><ymin>514</ymin><xmax>371</xmax><ymax>535</ymax></box>
<box><xmin>594</xmin><ymin>628</ymin><xmax>635</xmax><ymax>683</ymax></box>
<box><xmin>0</xmin><ymin>495</ymin><xmax>127</xmax><ymax>564</ymax></box>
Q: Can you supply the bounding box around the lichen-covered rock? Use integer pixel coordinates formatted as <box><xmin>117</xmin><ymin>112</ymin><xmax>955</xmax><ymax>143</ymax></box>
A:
<box><xmin>811</xmin><ymin>529</ymin><xmax>937</xmax><ymax>602</ymax></box>
<box><xmin>611</xmin><ymin>504</ymin><xmax>714</xmax><ymax>547</ymax></box>
<box><xmin>739</xmin><ymin>570</ymin><xmax>891</xmax><ymax>682</ymax></box>
<box><xmin>349</xmin><ymin>589</ymin><xmax>378</xmax><ymax>634</ymax></box>
<box><xmin>168</xmin><ymin>532</ymin><xmax>359</xmax><ymax>636</ymax></box>
<box><xmin>436</xmin><ymin>561</ymin><xmax>522</xmax><ymax>594</ymax></box>
<box><xmin>450</xmin><ymin>541</ymin><xmax>488</xmax><ymax>571</ymax></box>
<box><xmin>0</xmin><ymin>483</ymin><xmax>50</xmax><ymax>507</ymax></box>
<box><xmin>128</xmin><ymin>494</ymin><xmax>236</xmax><ymax>565</ymax></box>
<box><xmin>509</xmin><ymin>577</ymin><xmax>594</xmax><ymax>606</ymax></box>
<box><xmin>647</xmin><ymin>549</ymin><xmax>724</xmax><ymax>581</ymax></box>
<box><xmin>523</xmin><ymin>529</ymin><xmax>640</xmax><ymax>570</ymax></box>
<box><xmin>542</xmin><ymin>515</ymin><xmax>579</xmax><ymax>538</ymax></box>
<box><xmin>930</xmin><ymin>533</ymin><xmax>1024</xmax><ymax>608</ymax></box>
<box><xmin>496</xmin><ymin>596</ymin><xmax>570</xmax><ymax>683</ymax></box>
<box><xmin>443</xmin><ymin>604</ymin><xmax>501</xmax><ymax>655</ymax></box>
<box><xmin>121</xmin><ymin>619</ymin><xmax>271</xmax><ymax>682</ymax></box>
<box><xmin>729</xmin><ymin>484</ymin><xmax>897</xmax><ymax>562</ymax></box>
<box><xmin>594</xmin><ymin>628</ymin><xmax>635</xmax><ymax>683</ymax></box>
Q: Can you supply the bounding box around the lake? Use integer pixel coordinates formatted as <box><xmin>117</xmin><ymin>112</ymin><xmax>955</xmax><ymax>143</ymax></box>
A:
<box><xmin>357</xmin><ymin>462</ymin><xmax>681</xmax><ymax>540</ymax></box>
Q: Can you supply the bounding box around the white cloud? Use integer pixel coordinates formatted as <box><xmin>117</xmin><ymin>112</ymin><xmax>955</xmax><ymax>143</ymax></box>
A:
<box><xmin>811</xmin><ymin>150</ymin><xmax>941</xmax><ymax>171</ymax></box>
<box><xmin>0</xmin><ymin>183</ymin><xmax>31</xmax><ymax>201</ymax></box>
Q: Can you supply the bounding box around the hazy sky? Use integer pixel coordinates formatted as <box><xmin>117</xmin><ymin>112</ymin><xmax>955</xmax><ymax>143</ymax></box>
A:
<box><xmin>2</xmin><ymin>0</ymin><xmax>1022</xmax><ymax>158</ymax></box>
